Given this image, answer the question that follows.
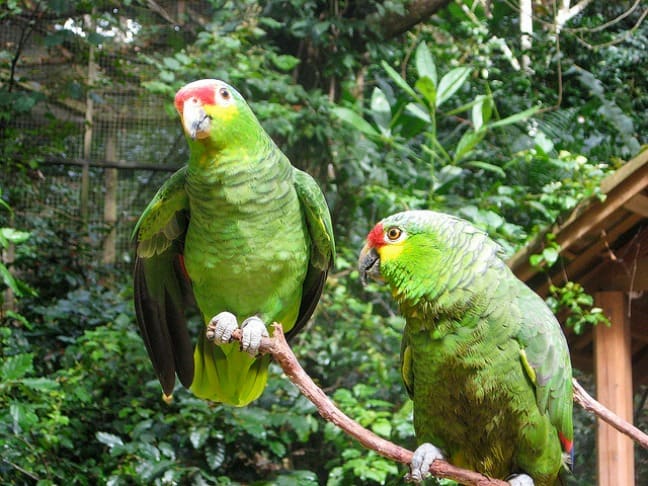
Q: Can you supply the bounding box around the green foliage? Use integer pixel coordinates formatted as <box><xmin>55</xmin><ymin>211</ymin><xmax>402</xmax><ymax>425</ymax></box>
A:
<box><xmin>547</xmin><ymin>282</ymin><xmax>609</xmax><ymax>335</ymax></box>
<box><xmin>2</xmin><ymin>1</ymin><xmax>646</xmax><ymax>485</ymax></box>
<box><xmin>334</xmin><ymin>40</ymin><xmax>609</xmax><ymax>254</ymax></box>
<box><xmin>324</xmin><ymin>385</ymin><xmax>409</xmax><ymax>485</ymax></box>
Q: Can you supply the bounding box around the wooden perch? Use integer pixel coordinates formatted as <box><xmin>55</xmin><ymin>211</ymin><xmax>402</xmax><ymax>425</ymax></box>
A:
<box><xmin>572</xmin><ymin>378</ymin><xmax>648</xmax><ymax>449</ymax></box>
<box><xmin>228</xmin><ymin>323</ymin><xmax>648</xmax><ymax>485</ymax></box>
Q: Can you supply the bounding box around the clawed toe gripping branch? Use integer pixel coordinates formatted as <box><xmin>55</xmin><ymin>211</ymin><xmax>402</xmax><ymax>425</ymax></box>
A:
<box><xmin>227</xmin><ymin>323</ymin><xmax>648</xmax><ymax>486</ymax></box>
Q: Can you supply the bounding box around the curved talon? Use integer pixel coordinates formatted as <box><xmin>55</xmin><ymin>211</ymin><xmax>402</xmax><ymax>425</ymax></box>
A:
<box><xmin>406</xmin><ymin>443</ymin><xmax>445</xmax><ymax>483</ymax></box>
<box><xmin>507</xmin><ymin>474</ymin><xmax>534</xmax><ymax>486</ymax></box>
<box><xmin>240</xmin><ymin>316</ymin><xmax>269</xmax><ymax>355</ymax></box>
<box><xmin>207</xmin><ymin>311</ymin><xmax>238</xmax><ymax>343</ymax></box>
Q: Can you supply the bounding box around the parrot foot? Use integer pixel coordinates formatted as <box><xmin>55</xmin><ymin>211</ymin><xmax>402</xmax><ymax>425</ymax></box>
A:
<box><xmin>206</xmin><ymin>311</ymin><xmax>238</xmax><ymax>343</ymax></box>
<box><xmin>240</xmin><ymin>316</ymin><xmax>269</xmax><ymax>356</ymax></box>
<box><xmin>507</xmin><ymin>474</ymin><xmax>534</xmax><ymax>486</ymax></box>
<box><xmin>406</xmin><ymin>443</ymin><xmax>445</xmax><ymax>483</ymax></box>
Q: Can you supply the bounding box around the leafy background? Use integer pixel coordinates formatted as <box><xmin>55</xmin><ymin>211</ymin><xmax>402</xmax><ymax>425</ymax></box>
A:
<box><xmin>1</xmin><ymin>1</ymin><xmax>646</xmax><ymax>484</ymax></box>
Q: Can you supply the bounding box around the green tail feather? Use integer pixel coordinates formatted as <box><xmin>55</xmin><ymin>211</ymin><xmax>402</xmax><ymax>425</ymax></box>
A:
<box><xmin>191</xmin><ymin>333</ymin><xmax>270</xmax><ymax>406</ymax></box>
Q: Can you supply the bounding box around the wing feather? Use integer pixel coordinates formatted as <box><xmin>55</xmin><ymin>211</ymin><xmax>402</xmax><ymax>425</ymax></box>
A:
<box><xmin>516</xmin><ymin>285</ymin><xmax>574</xmax><ymax>448</ymax></box>
<box><xmin>287</xmin><ymin>168</ymin><xmax>335</xmax><ymax>340</ymax></box>
<box><xmin>133</xmin><ymin>167</ymin><xmax>194</xmax><ymax>395</ymax></box>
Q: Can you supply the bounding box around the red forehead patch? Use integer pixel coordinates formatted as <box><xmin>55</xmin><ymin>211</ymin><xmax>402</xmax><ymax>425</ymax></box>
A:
<box><xmin>174</xmin><ymin>79</ymin><xmax>217</xmax><ymax>114</ymax></box>
<box><xmin>367</xmin><ymin>222</ymin><xmax>385</xmax><ymax>248</ymax></box>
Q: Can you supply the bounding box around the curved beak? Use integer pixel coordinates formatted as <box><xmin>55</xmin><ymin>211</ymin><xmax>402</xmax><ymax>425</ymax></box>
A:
<box><xmin>182</xmin><ymin>98</ymin><xmax>211</xmax><ymax>140</ymax></box>
<box><xmin>358</xmin><ymin>244</ymin><xmax>382</xmax><ymax>285</ymax></box>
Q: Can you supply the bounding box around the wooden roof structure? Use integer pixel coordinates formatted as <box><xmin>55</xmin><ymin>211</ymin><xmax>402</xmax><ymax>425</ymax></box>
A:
<box><xmin>509</xmin><ymin>150</ymin><xmax>648</xmax><ymax>486</ymax></box>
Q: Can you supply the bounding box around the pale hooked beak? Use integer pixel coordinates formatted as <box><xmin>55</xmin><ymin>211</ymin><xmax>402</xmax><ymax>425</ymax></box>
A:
<box><xmin>182</xmin><ymin>97</ymin><xmax>211</xmax><ymax>139</ymax></box>
<box><xmin>358</xmin><ymin>244</ymin><xmax>382</xmax><ymax>285</ymax></box>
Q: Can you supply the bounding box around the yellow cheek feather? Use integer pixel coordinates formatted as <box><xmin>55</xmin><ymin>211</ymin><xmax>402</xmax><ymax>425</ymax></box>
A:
<box><xmin>204</xmin><ymin>103</ymin><xmax>238</xmax><ymax>122</ymax></box>
<box><xmin>377</xmin><ymin>241</ymin><xmax>406</xmax><ymax>263</ymax></box>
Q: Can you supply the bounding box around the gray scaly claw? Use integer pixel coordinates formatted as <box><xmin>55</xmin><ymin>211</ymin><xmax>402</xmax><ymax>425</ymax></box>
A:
<box><xmin>507</xmin><ymin>474</ymin><xmax>534</xmax><ymax>486</ymax></box>
<box><xmin>207</xmin><ymin>311</ymin><xmax>238</xmax><ymax>343</ymax></box>
<box><xmin>406</xmin><ymin>443</ymin><xmax>445</xmax><ymax>483</ymax></box>
<box><xmin>240</xmin><ymin>316</ymin><xmax>269</xmax><ymax>355</ymax></box>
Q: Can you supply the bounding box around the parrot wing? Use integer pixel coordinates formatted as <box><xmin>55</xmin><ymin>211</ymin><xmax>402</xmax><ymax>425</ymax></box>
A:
<box><xmin>400</xmin><ymin>336</ymin><xmax>414</xmax><ymax>399</ymax></box>
<box><xmin>286</xmin><ymin>168</ymin><xmax>335</xmax><ymax>339</ymax></box>
<box><xmin>133</xmin><ymin>166</ymin><xmax>194</xmax><ymax>396</ymax></box>
<box><xmin>515</xmin><ymin>287</ymin><xmax>574</xmax><ymax>449</ymax></box>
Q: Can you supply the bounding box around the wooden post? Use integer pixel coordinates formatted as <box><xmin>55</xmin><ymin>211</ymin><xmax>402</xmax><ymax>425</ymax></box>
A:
<box><xmin>81</xmin><ymin>12</ymin><xmax>97</xmax><ymax>227</ymax></box>
<box><xmin>594</xmin><ymin>291</ymin><xmax>634</xmax><ymax>486</ymax></box>
<box><xmin>102</xmin><ymin>134</ymin><xmax>118</xmax><ymax>264</ymax></box>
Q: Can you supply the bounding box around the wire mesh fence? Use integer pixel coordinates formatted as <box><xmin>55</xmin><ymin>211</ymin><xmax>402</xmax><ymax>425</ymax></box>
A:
<box><xmin>1</xmin><ymin>5</ymin><xmax>190</xmax><ymax>270</ymax></box>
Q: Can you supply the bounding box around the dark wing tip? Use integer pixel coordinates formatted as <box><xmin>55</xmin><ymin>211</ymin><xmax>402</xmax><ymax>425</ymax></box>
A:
<box><xmin>285</xmin><ymin>267</ymin><xmax>328</xmax><ymax>341</ymax></box>
<box><xmin>134</xmin><ymin>256</ymin><xmax>194</xmax><ymax>395</ymax></box>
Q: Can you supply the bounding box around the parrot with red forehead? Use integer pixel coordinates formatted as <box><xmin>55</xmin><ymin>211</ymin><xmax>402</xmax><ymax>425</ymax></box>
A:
<box><xmin>358</xmin><ymin>210</ymin><xmax>573</xmax><ymax>485</ymax></box>
<box><xmin>133</xmin><ymin>79</ymin><xmax>334</xmax><ymax>406</ymax></box>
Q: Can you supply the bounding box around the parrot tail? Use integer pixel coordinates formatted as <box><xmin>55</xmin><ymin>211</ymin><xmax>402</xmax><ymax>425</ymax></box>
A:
<box><xmin>190</xmin><ymin>332</ymin><xmax>270</xmax><ymax>406</ymax></box>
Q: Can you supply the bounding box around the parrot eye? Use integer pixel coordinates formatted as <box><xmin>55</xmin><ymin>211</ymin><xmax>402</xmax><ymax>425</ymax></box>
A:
<box><xmin>217</xmin><ymin>87</ymin><xmax>233</xmax><ymax>104</ymax></box>
<box><xmin>386</xmin><ymin>227</ymin><xmax>404</xmax><ymax>242</ymax></box>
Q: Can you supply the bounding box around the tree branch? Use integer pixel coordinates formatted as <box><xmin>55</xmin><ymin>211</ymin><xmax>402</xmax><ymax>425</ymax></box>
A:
<box><xmin>572</xmin><ymin>378</ymin><xmax>648</xmax><ymax>449</ymax></box>
<box><xmin>374</xmin><ymin>0</ymin><xmax>454</xmax><ymax>39</ymax></box>
<box><xmin>227</xmin><ymin>323</ymin><xmax>648</xmax><ymax>485</ymax></box>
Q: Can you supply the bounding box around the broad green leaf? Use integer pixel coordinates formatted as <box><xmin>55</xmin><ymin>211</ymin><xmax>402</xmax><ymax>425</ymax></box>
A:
<box><xmin>436</xmin><ymin>67</ymin><xmax>471</xmax><ymax>107</ymax></box>
<box><xmin>271</xmin><ymin>53</ymin><xmax>300</xmax><ymax>71</ymax></box>
<box><xmin>534</xmin><ymin>130</ymin><xmax>554</xmax><ymax>153</ymax></box>
<box><xmin>467</xmin><ymin>161</ymin><xmax>506</xmax><ymax>178</ymax></box>
<box><xmin>370</xmin><ymin>87</ymin><xmax>391</xmax><ymax>134</ymax></box>
<box><xmin>1</xmin><ymin>353</ymin><xmax>33</xmax><ymax>380</ymax></box>
<box><xmin>380</xmin><ymin>61</ymin><xmax>419</xmax><ymax>101</ymax></box>
<box><xmin>21</xmin><ymin>377</ymin><xmax>60</xmax><ymax>391</ymax></box>
<box><xmin>206</xmin><ymin>443</ymin><xmax>226</xmax><ymax>470</ymax></box>
<box><xmin>488</xmin><ymin>105</ymin><xmax>539</xmax><ymax>129</ymax></box>
<box><xmin>268</xmin><ymin>440</ymin><xmax>287</xmax><ymax>457</ymax></box>
<box><xmin>405</xmin><ymin>102</ymin><xmax>430</xmax><ymax>122</ymax></box>
<box><xmin>163</xmin><ymin>57</ymin><xmax>181</xmax><ymax>70</ymax></box>
<box><xmin>371</xmin><ymin>418</ymin><xmax>392</xmax><ymax>438</ymax></box>
<box><xmin>97</xmin><ymin>431</ymin><xmax>125</xmax><ymax>449</ymax></box>
<box><xmin>10</xmin><ymin>402</ymin><xmax>39</xmax><ymax>431</ymax></box>
<box><xmin>190</xmin><ymin>427</ymin><xmax>208</xmax><ymax>449</ymax></box>
<box><xmin>415</xmin><ymin>41</ymin><xmax>437</xmax><ymax>87</ymax></box>
<box><xmin>471</xmin><ymin>95</ymin><xmax>492</xmax><ymax>131</ymax></box>
<box><xmin>332</xmin><ymin>107</ymin><xmax>380</xmax><ymax>138</ymax></box>
<box><xmin>0</xmin><ymin>228</ymin><xmax>30</xmax><ymax>244</ymax></box>
<box><xmin>0</xmin><ymin>263</ymin><xmax>22</xmax><ymax>295</ymax></box>
<box><xmin>415</xmin><ymin>76</ymin><xmax>436</xmax><ymax>108</ymax></box>
<box><xmin>542</xmin><ymin>246</ymin><xmax>560</xmax><ymax>266</ymax></box>
<box><xmin>454</xmin><ymin>129</ymin><xmax>485</xmax><ymax>163</ymax></box>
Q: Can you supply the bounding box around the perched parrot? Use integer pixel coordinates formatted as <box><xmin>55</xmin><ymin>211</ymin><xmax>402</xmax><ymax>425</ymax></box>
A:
<box><xmin>358</xmin><ymin>210</ymin><xmax>573</xmax><ymax>485</ymax></box>
<box><xmin>133</xmin><ymin>79</ymin><xmax>335</xmax><ymax>407</ymax></box>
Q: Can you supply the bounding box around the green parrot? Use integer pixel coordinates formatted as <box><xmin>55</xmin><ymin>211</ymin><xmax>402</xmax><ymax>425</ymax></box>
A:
<box><xmin>358</xmin><ymin>210</ymin><xmax>573</xmax><ymax>485</ymax></box>
<box><xmin>133</xmin><ymin>79</ymin><xmax>335</xmax><ymax>407</ymax></box>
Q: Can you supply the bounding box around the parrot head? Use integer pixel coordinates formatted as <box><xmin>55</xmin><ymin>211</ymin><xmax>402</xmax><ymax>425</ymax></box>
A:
<box><xmin>358</xmin><ymin>210</ymin><xmax>498</xmax><ymax>301</ymax></box>
<box><xmin>174</xmin><ymin>79</ymin><xmax>260</xmax><ymax>149</ymax></box>
<box><xmin>358</xmin><ymin>210</ymin><xmax>434</xmax><ymax>286</ymax></box>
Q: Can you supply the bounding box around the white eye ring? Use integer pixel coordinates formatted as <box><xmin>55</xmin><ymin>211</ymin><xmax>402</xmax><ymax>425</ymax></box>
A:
<box><xmin>385</xmin><ymin>227</ymin><xmax>405</xmax><ymax>242</ymax></box>
<box><xmin>217</xmin><ymin>87</ymin><xmax>233</xmax><ymax>105</ymax></box>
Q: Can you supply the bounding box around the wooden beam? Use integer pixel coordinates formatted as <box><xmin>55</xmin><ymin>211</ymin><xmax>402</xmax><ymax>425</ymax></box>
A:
<box><xmin>594</xmin><ymin>292</ymin><xmax>635</xmax><ymax>486</ymax></box>
<box><xmin>534</xmin><ymin>213</ymin><xmax>642</xmax><ymax>296</ymax></box>
<box><xmin>556</xmin><ymin>165</ymin><xmax>648</xmax><ymax>256</ymax></box>
<box><xmin>624</xmin><ymin>192</ymin><xmax>648</xmax><ymax>218</ymax></box>
<box><xmin>510</xmin><ymin>151</ymin><xmax>648</xmax><ymax>283</ymax></box>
